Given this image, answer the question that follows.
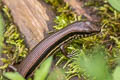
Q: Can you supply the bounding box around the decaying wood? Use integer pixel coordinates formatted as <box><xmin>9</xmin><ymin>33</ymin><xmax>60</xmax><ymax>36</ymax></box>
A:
<box><xmin>64</xmin><ymin>0</ymin><xmax>93</xmax><ymax>21</ymax></box>
<box><xmin>2</xmin><ymin>0</ymin><xmax>55</xmax><ymax>49</ymax></box>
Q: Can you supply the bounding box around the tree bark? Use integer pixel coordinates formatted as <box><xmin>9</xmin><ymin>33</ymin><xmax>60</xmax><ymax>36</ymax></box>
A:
<box><xmin>2</xmin><ymin>0</ymin><xmax>55</xmax><ymax>49</ymax></box>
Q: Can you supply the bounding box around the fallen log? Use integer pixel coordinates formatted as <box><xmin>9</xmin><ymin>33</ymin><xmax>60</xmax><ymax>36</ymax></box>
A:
<box><xmin>2</xmin><ymin>0</ymin><xmax>55</xmax><ymax>49</ymax></box>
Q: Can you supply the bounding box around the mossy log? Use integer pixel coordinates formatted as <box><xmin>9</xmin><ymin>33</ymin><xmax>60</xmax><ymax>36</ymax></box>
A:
<box><xmin>2</xmin><ymin>0</ymin><xmax>55</xmax><ymax>49</ymax></box>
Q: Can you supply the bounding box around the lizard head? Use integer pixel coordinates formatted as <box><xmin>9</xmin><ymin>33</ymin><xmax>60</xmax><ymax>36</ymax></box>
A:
<box><xmin>71</xmin><ymin>21</ymin><xmax>101</xmax><ymax>33</ymax></box>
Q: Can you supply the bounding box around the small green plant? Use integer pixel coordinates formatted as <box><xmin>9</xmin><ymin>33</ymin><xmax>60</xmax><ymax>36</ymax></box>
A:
<box><xmin>113</xmin><ymin>66</ymin><xmax>120</xmax><ymax>80</ymax></box>
<box><xmin>73</xmin><ymin>45</ymin><xmax>120</xmax><ymax>80</ymax></box>
<box><xmin>34</xmin><ymin>56</ymin><xmax>53</xmax><ymax>80</ymax></box>
<box><xmin>108</xmin><ymin>0</ymin><xmax>120</xmax><ymax>12</ymax></box>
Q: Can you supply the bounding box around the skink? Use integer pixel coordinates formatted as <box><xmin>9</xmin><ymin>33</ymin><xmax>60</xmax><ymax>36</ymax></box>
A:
<box><xmin>17</xmin><ymin>21</ymin><xmax>100</xmax><ymax>78</ymax></box>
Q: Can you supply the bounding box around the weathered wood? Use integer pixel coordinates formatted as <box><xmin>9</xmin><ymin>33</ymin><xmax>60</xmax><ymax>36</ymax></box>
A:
<box><xmin>2</xmin><ymin>0</ymin><xmax>55</xmax><ymax>49</ymax></box>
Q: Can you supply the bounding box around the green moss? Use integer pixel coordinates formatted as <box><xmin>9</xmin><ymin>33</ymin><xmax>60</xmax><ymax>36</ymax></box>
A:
<box><xmin>0</xmin><ymin>12</ymin><xmax>4</xmax><ymax>55</ymax></box>
<box><xmin>0</xmin><ymin>0</ymin><xmax>120</xmax><ymax>79</ymax></box>
<box><xmin>45</xmin><ymin>0</ymin><xmax>120</xmax><ymax>80</ymax></box>
<box><xmin>45</xmin><ymin>0</ymin><xmax>82</xmax><ymax>30</ymax></box>
<box><xmin>0</xmin><ymin>4</ymin><xmax>28</xmax><ymax>70</ymax></box>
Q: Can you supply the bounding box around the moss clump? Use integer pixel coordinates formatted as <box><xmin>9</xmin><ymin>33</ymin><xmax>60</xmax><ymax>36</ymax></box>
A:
<box><xmin>45</xmin><ymin>0</ymin><xmax>120</xmax><ymax>80</ymax></box>
<box><xmin>0</xmin><ymin>12</ymin><xmax>4</xmax><ymax>55</ymax></box>
<box><xmin>0</xmin><ymin>3</ymin><xmax>28</xmax><ymax>72</ymax></box>
<box><xmin>45</xmin><ymin>0</ymin><xmax>82</xmax><ymax>30</ymax></box>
